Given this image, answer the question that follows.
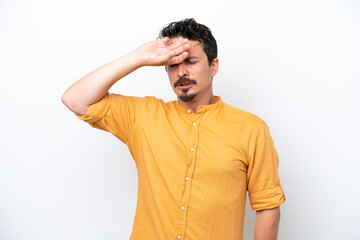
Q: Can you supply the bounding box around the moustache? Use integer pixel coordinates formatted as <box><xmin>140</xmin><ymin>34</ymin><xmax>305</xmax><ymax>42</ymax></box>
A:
<box><xmin>174</xmin><ymin>77</ymin><xmax>197</xmax><ymax>88</ymax></box>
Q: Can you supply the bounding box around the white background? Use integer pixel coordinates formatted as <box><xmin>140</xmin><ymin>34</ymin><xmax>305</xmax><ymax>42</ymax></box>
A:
<box><xmin>1</xmin><ymin>0</ymin><xmax>359</xmax><ymax>239</ymax></box>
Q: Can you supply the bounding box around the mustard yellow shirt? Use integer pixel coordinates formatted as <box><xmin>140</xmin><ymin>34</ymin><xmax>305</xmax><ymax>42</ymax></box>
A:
<box><xmin>76</xmin><ymin>93</ymin><xmax>285</xmax><ymax>240</ymax></box>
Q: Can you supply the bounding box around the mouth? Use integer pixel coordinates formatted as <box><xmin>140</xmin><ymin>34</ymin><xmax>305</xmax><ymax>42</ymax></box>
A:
<box><xmin>177</xmin><ymin>82</ymin><xmax>194</xmax><ymax>89</ymax></box>
<box><xmin>174</xmin><ymin>78</ymin><xmax>197</xmax><ymax>89</ymax></box>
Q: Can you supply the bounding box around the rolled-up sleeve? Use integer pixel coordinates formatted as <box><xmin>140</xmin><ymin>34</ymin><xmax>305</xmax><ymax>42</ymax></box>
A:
<box><xmin>247</xmin><ymin>121</ymin><xmax>286</xmax><ymax>211</ymax></box>
<box><xmin>76</xmin><ymin>92</ymin><xmax>147</xmax><ymax>144</ymax></box>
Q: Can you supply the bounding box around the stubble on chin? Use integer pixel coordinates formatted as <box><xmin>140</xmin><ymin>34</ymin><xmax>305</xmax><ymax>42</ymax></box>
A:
<box><xmin>179</xmin><ymin>89</ymin><xmax>197</xmax><ymax>102</ymax></box>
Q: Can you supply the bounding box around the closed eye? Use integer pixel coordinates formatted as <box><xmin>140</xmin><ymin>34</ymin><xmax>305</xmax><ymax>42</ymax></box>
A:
<box><xmin>169</xmin><ymin>64</ymin><xmax>179</xmax><ymax>68</ymax></box>
<box><xmin>168</xmin><ymin>59</ymin><xmax>198</xmax><ymax>68</ymax></box>
<box><xmin>186</xmin><ymin>60</ymin><xmax>198</xmax><ymax>64</ymax></box>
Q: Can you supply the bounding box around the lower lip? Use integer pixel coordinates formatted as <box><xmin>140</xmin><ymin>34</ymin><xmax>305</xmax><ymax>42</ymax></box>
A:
<box><xmin>177</xmin><ymin>84</ymin><xmax>194</xmax><ymax>89</ymax></box>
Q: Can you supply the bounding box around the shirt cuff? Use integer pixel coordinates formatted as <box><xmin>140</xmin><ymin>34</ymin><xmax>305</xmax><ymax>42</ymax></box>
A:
<box><xmin>249</xmin><ymin>185</ymin><xmax>286</xmax><ymax>211</ymax></box>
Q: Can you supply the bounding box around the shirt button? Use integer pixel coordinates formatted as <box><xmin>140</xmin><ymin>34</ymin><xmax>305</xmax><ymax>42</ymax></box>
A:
<box><xmin>178</xmin><ymin>235</ymin><xmax>182</xmax><ymax>239</ymax></box>
<box><xmin>181</xmin><ymin>206</ymin><xmax>185</xmax><ymax>210</ymax></box>
<box><xmin>190</xmin><ymin>148</ymin><xmax>194</xmax><ymax>152</ymax></box>
<box><xmin>185</xmin><ymin>177</ymin><xmax>190</xmax><ymax>181</ymax></box>
<box><xmin>192</xmin><ymin>122</ymin><xmax>196</xmax><ymax>126</ymax></box>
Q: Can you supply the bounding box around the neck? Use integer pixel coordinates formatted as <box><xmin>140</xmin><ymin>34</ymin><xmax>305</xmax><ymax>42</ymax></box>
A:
<box><xmin>178</xmin><ymin>94</ymin><xmax>218</xmax><ymax>113</ymax></box>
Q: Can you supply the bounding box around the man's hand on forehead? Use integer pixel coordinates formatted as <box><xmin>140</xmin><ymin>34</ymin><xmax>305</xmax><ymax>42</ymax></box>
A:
<box><xmin>135</xmin><ymin>37</ymin><xmax>190</xmax><ymax>67</ymax></box>
<box><xmin>161</xmin><ymin>37</ymin><xmax>190</xmax><ymax>66</ymax></box>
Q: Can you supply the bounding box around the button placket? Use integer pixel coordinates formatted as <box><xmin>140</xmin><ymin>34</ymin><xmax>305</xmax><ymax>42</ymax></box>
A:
<box><xmin>175</xmin><ymin>113</ymin><xmax>204</xmax><ymax>239</ymax></box>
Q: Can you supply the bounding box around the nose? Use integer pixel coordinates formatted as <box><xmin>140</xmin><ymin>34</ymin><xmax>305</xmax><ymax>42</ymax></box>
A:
<box><xmin>177</xmin><ymin>62</ymin><xmax>188</xmax><ymax>78</ymax></box>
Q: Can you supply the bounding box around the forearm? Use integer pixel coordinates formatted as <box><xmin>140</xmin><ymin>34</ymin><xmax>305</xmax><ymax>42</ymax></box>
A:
<box><xmin>62</xmin><ymin>37</ymin><xmax>190</xmax><ymax>115</ymax></box>
<box><xmin>254</xmin><ymin>207</ymin><xmax>280</xmax><ymax>240</ymax></box>
<box><xmin>61</xmin><ymin>50</ymin><xmax>142</xmax><ymax>115</ymax></box>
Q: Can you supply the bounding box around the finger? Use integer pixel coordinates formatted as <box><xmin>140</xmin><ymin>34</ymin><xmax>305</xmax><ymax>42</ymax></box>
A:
<box><xmin>168</xmin><ymin>38</ymin><xmax>189</xmax><ymax>51</ymax></box>
<box><xmin>170</xmin><ymin>43</ymin><xmax>190</xmax><ymax>57</ymax></box>
<box><xmin>151</xmin><ymin>48</ymin><xmax>179</xmax><ymax>64</ymax></box>
<box><xmin>167</xmin><ymin>51</ymin><xmax>188</xmax><ymax>66</ymax></box>
<box><xmin>160</xmin><ymin>37</ymin><xmax>170</xmax><ymax>45</ymax></box>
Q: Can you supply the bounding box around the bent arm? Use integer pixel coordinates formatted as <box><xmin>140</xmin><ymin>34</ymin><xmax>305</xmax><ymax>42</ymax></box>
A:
<box><xmin>254</xmin><ymin>206</ymin><xmax>281</xmax><ymax>240</ymax></box>
<box><xmin>61</xmin><ymin>51</ymin><xmax>142</xmax><ymax>115</ymax></box>
<box><xmin>61</xmin><ymin>37</ymin><xmax>190</xmax><ymax>116</ymax></box>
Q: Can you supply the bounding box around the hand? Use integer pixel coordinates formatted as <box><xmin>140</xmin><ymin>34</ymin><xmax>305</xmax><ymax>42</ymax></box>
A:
<box><xmin>135</xmin><ymin>37</ymin><xmax>190</xmax><ymax>67</ymax></box>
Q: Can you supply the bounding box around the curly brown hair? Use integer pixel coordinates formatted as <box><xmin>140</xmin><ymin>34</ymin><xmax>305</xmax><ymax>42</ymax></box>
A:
<box><xmin>159</xmin><ymin>18</ymin><xmax>217</xmax><ymax>65</ymax></box>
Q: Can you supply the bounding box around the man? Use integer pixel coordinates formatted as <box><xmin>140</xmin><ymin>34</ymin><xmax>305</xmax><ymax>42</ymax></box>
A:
<box><xmin>62</xmin><ymin>18</ymin><xmax>285</xmax><ymax>240</ymax></box>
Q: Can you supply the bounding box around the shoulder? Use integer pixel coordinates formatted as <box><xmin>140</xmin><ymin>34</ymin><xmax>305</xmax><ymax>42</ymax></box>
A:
<box><xmin>220</xmin><ymin>102</ymin><xmax>273</xmax><ymax>146</ymax></box>
<box><xmin>221</xmin><ymin>102</ymin><xmax>264</xmax><ymax>127</ymax></box>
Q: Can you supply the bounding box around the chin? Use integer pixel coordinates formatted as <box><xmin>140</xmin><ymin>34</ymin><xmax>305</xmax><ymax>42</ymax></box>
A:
<box><xmin>179</xmin><ymin>92</ymin><xmax>197</xmax><ymax>102</ymax></box>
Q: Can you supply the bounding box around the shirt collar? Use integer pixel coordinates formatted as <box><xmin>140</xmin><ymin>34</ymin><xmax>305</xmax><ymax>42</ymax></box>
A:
<box><xmin>175</xmin><ymin>96</ymin><xmax>224</xmax><ymax>114</ymax></box>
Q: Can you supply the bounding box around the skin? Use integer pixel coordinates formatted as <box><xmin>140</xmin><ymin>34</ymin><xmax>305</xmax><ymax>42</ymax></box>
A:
<box><xmin>165</xmin><ymin>37</ymin><xmax>219</xmax><ymax>112</ymax></box>
<box><xmin>62</xmin><ymin>37</ymin><xmax>191</xmax><ymax>115</ymax></box>
<box><xmin>61</xmin><ymin>36</ymin><xmax>281</xmax><ymax>239</ymax></box>
<box><xmin>255</xmin><ymin>207</ymin><xmax>281</xmax><ymax>240</ymax></box>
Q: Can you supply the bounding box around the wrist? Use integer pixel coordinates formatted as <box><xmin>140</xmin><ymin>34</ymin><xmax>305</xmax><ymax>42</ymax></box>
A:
<box><xmin>130</xmin><ymin>48</ymin><xmax>146</xmax><ymax>68</ymax></box>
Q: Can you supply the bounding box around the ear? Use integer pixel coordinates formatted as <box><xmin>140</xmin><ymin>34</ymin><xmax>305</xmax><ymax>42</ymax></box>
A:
<box><xmin>210</xmin><ymin>58</ymin><xmax>219</xmax><ymax>77</ymax></box>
